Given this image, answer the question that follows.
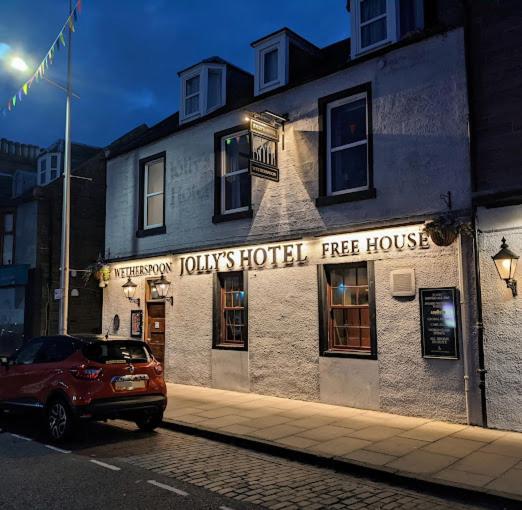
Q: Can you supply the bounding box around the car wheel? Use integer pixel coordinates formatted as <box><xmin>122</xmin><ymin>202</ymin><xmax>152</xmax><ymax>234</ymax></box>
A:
<box><xmin>46</xmin><ymin>398</ymin><xmax>74</xmax><ymax>442</ymax></box>
<box><xmin>135</xmin><ymin>411</ymin><xmax>163</xmax><ymax>432</ymax></box>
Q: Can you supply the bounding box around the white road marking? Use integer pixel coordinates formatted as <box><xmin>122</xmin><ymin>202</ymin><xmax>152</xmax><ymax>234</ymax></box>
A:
<box><xmin>90</xmin><ymin>459</ymin><xmax>121</xmax><ymax>471</ymax></box>
<box><xmin>10</xmin><ymin>433</ymin><xmax>31</xmax><ymax>441</ymax></box>
<box><xmin>44</xmin><ymin>444</ymin><xmax>71</xmax><ymax>454</ymax></box>
<box><xmin>220</xmin><ymin>506</ymin><xmax>236</xmax><ymax>510</ymax></box>
<box><xmin>147</xmin><ymin>480</ymin><xmax>188</xmax><ymax>496</ymax></box>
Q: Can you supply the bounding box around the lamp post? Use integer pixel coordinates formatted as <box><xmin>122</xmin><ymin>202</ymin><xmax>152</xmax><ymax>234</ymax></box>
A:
<box><xmin>492</xmin><ymin>237</ymin><xmax>519</xmax><ymax>297</ymax></box>
<box><xmin>58</xmin><ymin>0</ymin><xmax>74</xmax><ymax>335</ymax></box>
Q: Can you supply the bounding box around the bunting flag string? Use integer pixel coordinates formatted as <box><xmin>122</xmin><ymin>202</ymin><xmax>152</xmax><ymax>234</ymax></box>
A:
<box><xmin>1</xmin><ymin>0</ymin><xmax>83</xmax><ymax>118</ymax></box>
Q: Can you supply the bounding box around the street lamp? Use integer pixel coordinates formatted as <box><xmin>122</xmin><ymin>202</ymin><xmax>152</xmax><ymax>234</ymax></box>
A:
<box><xmin>492</xmin><ymin>237</ymin><xmax>519</xmax><ymax>297</ymax></box>
<box><xmin>122</xmin><ymin>277</ymin><xmax>140</xmax><ymax>306</ymax></box>
<box><xmin>10</xmin><ymin>56</ymin><xmax>28</xmax><ymax>72</ymax></box>
<box><xmin>154</xmin><ymin>273</ymin><xmax>173</xmax><ymax>305</ymax></box>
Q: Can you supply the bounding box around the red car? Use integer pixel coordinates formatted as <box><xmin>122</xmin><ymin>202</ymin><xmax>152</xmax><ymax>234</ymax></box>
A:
<box><xmin>0</xmin><ymin>335</ymin><xmax>167</xmax><ymax>441</ymax></box>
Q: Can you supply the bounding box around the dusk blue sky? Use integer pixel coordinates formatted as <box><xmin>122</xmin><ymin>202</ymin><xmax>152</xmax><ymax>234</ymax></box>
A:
<box><xmin>0</xmin><ymin>1</ymin><xmax>350</xmax><ymax>149</ymax></box>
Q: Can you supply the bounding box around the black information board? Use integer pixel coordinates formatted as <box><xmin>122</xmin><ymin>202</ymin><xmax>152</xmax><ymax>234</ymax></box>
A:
<box><xmin>419</xmin><ymin>287</ymin><xmax>459</xmax><ymax>359</ymax></box>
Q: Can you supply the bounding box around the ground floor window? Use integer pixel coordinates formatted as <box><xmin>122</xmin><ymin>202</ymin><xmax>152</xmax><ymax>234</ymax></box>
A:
<box><xmin>318</xmin><ymin>261</ymin><xmax>377</xmax><ymax>358</ymax></box>
<box><xmin>213</xmin><ymin>271</ymin><xmax>248</xmax><ymax>350</ymax></box>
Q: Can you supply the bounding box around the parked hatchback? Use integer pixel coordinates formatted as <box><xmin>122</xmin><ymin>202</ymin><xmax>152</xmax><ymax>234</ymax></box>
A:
<box><xmin>0</xmin><ymin>335</ymin><xmax>167</xmax><ymax>441</ymax></box>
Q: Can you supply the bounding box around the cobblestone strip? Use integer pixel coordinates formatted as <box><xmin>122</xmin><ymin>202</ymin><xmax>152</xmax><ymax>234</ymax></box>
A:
<box><xmin>104</xmin><ymin>422</ymin><xmax>485</xmax><ymax>510</ymax></box>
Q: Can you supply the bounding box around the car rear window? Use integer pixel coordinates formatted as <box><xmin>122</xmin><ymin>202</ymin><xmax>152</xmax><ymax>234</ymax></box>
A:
<box><xmin>82</xmin><ymin>341</ymin><xmax>151</xmax><ymax>364</ymax></box>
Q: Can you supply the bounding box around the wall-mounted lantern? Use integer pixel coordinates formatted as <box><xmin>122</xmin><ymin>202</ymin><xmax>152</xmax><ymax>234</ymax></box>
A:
<box><xmin>492</xmin><ymin>237</ymin><xmax>519</xmax><ymax>297</ymax></box>
<box><xmin>153</xmin><ymin>273</ymin><xmax>173</xmax><ymax>305</ymax></box>
<box><xmin>122</xmin><ymin>277</ymin><xmax>140</xmax><ymax>306</ymax></box>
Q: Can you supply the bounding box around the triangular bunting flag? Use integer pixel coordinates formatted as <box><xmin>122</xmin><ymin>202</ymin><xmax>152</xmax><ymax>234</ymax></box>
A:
<box><xmin>1</xmin><ymin>0</ymin><xmax>85</xmax><ymax>117</ymax></box>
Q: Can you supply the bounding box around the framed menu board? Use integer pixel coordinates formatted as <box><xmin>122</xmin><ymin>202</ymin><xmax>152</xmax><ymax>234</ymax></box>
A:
<box><xmin>130</xmin><ymin>310</ymin><xmax>143</xmax><ymax>338</ymax></box>
<box><xmin>419</xmin><ymin>288</ymin><xmax>460</xmax><ymax>359</ymax></box>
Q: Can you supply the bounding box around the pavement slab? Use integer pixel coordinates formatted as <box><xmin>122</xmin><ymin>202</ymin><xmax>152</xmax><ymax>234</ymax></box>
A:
<box><xmin>164</xmin><ymin>383</ymin><xmax>522</xmax><ymax>503</ymax></box>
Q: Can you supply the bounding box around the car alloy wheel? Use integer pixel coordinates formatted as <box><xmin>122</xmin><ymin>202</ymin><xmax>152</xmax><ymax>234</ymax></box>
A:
<box><xmin>48</xmin><ymin>401</ymin><xmax>68</xmax><ymax>440</ymax></box>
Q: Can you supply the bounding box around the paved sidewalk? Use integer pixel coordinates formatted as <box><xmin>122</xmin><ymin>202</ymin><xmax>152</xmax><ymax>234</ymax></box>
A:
<box><xmin>164</xmin><ymin>383</ymin><xmax>522</xmax><ymax>502</ymax></box>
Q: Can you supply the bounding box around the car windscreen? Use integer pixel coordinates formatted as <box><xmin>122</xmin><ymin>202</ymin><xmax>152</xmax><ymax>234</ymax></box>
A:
<box><xmin>82</xmin><ymin>341</ymin><xmax>151</xmax><ymax>364</ymax></box>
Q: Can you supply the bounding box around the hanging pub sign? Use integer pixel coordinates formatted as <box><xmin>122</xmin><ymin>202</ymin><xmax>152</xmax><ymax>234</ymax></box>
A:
<box><xmin>249</xmin><ymin>118</ymin><xmax>279</xmax><ymax>182</ymax></box>
<box><xmin>419</xmin><ymin>287</ymin><xmax>460</xmax><ymax>359</ymax></box>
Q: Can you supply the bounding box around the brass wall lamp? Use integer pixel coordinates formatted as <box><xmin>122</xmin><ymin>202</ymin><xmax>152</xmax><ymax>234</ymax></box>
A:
<box><xmin>492</xmin><ymin>237</ymin><xmax>519</xmax><ymax>297</ymax></box>
<box><xmin>153</xmin><ymin>273</ymin><xmax>173</xmax><ymax>306</ymax></box>
<box><xmin>122</xmin><ymin>277</ymin><xmax>140</xmax><ymax>306</ymax></box>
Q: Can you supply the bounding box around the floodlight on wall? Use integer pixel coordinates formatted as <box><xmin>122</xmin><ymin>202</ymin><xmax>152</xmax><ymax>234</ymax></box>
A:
<box><xmin>122</xmin><ymin>277</ymin><xmax>140</xmax><ymax>306</ymax></box>
<box><xmin>154</xmin><ymin>273</ymin><xmax>173</xmax><ymax>305</ymax></box>
<box><xmin>492</xmin><ymin>237</ymin><xmax>519</xmax><ymax>297</ymax></box>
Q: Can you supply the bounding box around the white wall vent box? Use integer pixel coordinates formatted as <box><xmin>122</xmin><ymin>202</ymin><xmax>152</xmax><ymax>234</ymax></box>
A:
<box><xmin>390</xmin><ymin>269</ymin><xmax>416</xmax><ymax>297</ymax></box>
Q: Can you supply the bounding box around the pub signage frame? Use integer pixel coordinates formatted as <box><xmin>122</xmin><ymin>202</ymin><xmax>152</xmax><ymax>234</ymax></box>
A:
<box><xmin>249</xmin><ymin>118</ymin><xmax>279</xmax><ymax>182</ymax></box>
<box><xmin>419</xmin><ymin>287</ymin><xmax>460</xmax><ymax>360</ymax></box>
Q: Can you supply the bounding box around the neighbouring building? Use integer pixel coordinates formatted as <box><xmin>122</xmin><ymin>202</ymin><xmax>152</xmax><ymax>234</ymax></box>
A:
<box><xmin>0</xmin><ymin>139</ymin><xmax>103</xmax><ymax>355</ymax></box>
<box><xmin>102</xmin><ymin>1</ymin><xmax>487</xmax><ymax>424</ymax></box>
<box><xmin>0</xmin><ymin>139</ymin><xmax>41</xmax><ymax>354</ymax></box>
<box><xmin>465</xmin><ymin>0</ymin><xmax>522</xmax><ymax>432</ymax></box>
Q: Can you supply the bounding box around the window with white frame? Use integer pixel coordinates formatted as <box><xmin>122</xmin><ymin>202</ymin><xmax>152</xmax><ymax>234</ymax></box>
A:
<box><xmin>350</xmin><ymin>0</ymin><xmax>424</xmax><ymax>57</ymax></box>
<box><xmin>221</xmin><ymin>131</ymin><xmax>250</xmax><ymax>214</ymax></box>
<box><xmin>184</xmin><ymin>74</ymin><xmax>200</xmax><ymax>118</ymax></box>
<box><xmin>50</xmin><ymin>154</ymin><xmax>59</xmax><ymax>180</ymax></box>
<box><xmin>1</xmin><ymin>211</ymin><xmax>14</xmax><ymax>265</ymax></box>
<box><xmin>37</xmin><ymin>153</ymin><xmax>61</xmax><ymax>185</ymax></box>
<box><xmin>253</xmin><ymin>32</ymin><xmax>287</xmax><ymax>96</ymax></box>
<box><xmin>39</xmin><ymin>157</ymin><xmax>47</xmax><ymax>185</ymax></box>
<box><xmin>143</xmin><ymin>157</ymin><xmax>165</xmax><ymax>229</ymax></box>
<box><xmin>351</xmin><ymin>0</ymin><xmax>397</xmax><ymax>57</ymax></box>
<box><xmin>180</xmin><ymin>64</ymin><xmax>226</xmax><ymax>123</ymax></box>
<box><xmin>326</xmin><ymin>92</ymin><xmax>369</xmax><ymax>195</ymax></box>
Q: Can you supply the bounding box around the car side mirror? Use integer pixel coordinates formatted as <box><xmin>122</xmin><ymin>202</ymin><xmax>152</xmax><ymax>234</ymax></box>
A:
<box><xmin>0</xmin><ymin>356</ymin><xmax>9</xmax><ymax>367</ymax></box>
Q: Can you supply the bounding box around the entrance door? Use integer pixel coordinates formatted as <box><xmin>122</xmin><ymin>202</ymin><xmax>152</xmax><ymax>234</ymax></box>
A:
<box><xmin>145</xmin><ymin>281</ymin><xmax>165</xmax><ymax>363</ymax></box>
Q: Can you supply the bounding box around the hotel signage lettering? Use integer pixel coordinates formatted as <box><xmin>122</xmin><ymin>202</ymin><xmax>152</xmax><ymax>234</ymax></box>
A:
<box><xmin>180</xmin><ymin>231</ymin><xmax>430</xmax><ymax>276</ymax></box>
<box><xmin>114</xmin><ymin>262</ymin><xmax>172</xmax><ymax>279</ymax></box>
<box><xmin>419</xmin><ymin>288</ymin><xmax>459</xmax><ymax>359</ymax></box>
<box><xmin>180</xmin><ymin>243</ymin><xmax>307</xmax><ymax>276</ymax></box>
<box><xmin>321</xmin><ymin>231</ymin><xmax>429</xmax><ymax>257</ymax></box>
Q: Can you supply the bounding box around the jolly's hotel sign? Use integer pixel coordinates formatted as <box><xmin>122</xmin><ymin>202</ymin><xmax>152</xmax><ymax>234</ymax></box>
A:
<box><xmin>180</xmin><ymin>231</ymin><xmax>430</xmax><ymax>275</ymax></box>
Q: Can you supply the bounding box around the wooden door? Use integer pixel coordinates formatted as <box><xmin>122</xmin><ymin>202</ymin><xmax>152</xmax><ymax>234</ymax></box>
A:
<box><xmin>145</xmin><ymin>301</ymin><xmax>165</xmax><ymax>363</ymax></box>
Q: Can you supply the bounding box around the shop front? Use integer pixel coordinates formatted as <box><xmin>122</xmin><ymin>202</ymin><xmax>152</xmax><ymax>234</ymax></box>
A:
<box><xmin>103</xmin><ymin>223</ymin><xmax>470</xmax><ymax>423</ymax></box>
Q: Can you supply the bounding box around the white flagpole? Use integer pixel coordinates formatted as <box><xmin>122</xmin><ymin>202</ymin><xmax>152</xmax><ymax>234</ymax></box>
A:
<box><xmin>58</xmin><ymin>0</ymin><xmax>73</xmax><ymax>335</ymax></box>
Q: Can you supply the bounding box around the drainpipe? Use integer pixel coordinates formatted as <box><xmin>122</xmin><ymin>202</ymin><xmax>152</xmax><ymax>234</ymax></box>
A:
<box><xmin>461</xmin><ymin>0</ymin><xmax>488</xmax><ymax>427</ymax></box>
<box><xmin>472</xmin><ymin>211</ymin><xmax>488</xmax><ymax>427</ymax></box>
<box><xmin>456</xmin><ymin>233</ymin><xmax>472</xmax><ymax>424</ymax></box>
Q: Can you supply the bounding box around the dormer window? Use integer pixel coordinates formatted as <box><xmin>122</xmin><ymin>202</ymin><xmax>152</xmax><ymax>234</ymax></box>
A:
<box><xmin>37</xmin><ymin>152</ymin><xmax>61</xmax><ymax>186</ymax></box>
<box><xmin>350</xmin><ymin>0</ymin><xmax>424</xmax><ymax>58</ymax></box>
<box><xmin>252</xmin><ymin>32</ymin><xmax>287</xmax><ymax>96</ymax></box>
<box><xmin>179</xmin><ymin>63</ymin><xmax>226</xmax><ymax>123</ymax></box>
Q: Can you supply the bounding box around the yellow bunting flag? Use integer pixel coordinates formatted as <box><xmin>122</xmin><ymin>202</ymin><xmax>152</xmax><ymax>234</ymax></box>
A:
<box><xmin>23</xmin><ymin>83</ymin><xmax>28</xmax><ymax>95</ymax></box>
